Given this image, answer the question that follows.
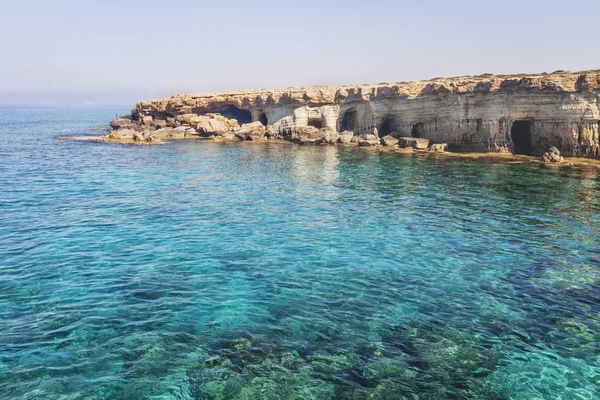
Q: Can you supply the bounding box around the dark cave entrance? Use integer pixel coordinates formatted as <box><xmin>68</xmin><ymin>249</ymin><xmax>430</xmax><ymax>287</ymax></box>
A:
<box><xmin>412</xmin><ymin>123</ymin><xmax>424</xmax><ymax>138</ymax></box>
<box><xmin>340</xmin><ymin>110</ymin><xmax>356</xmax><ymax>132</ymax></box>
<box><xmin>218</xmin><ymin>105</ymin><xmax>252</xmax><ymax>125</ymax></box>
<box><xmin>379</xmin><ymin>118</ymin><xmax>395</xmax><ymax>136</ymax></box>
<box><xmin>259</xmin><ymin>113</ymin><xmax>268</xmax><ymax>126</ymax></box>
<box><xmin>308</xmin><ymin>119</ymin><xmax>323</xmax><ymax>129</ymax></box>
<box><xmin>511</xmin><ymin>120</ymin><xmax>533</xmax><ymax>155</ymax></box>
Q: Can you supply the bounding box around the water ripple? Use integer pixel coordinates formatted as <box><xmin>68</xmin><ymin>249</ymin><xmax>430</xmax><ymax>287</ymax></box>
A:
<box><xmin>1</xmin><ymin>107</ymin><xmax>600</xmax><ymax>399</ymax></box>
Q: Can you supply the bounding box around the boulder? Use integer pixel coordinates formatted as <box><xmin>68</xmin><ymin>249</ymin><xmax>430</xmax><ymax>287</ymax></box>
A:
<box><xmin>398</xmin><ymin>137</ymin><xmax>431</xmax><ymax>149</ymax></box>
<box><xmin>174</xmin><ymin>113</ymin><xmax>240</xmax><ymax>134</ymax></box>
<box><xmin>380</xmin><ymin>135</ymin><xmax>399</xmax><ymax>147</ymax></box>
<box><xmin>358</xmin><ymin>134</ymin><xmax>380</xmax><ymax>147</ymax></box>
<box><xmin>235</xmin><ymin>121</ymin><xmax>267</xmax><ymax>140</ymax></box>
<box><xmin>153</xmin><ymin>119</ymin><xmax>168</xmax><ymax>129</ymax></box>
<box><xmin>323</xmin><ymin>129</ymin><xmax>339</xmax><ymax>144</ymax></box>
<box><xmin>429</xmin><ymin>143</ymin><xmax>448</xmax><ymax>152</ymax></box>
<box><xmin>542</xmin><ymin>146</ymin><xmax>564</xmax><ymax>162</ymax></box>
<box><xmin>194</xmin><ymin>114</ymin><xmax>240</xmax><ymax>136</ymax></box>
<box><xmin>338</xmin><ymin>131</ymin><xmax>355</xmax><ymax>144</ymax></box>
<box><xmin>294</xmin><ymin>126</ymin><xmax>328</xmax><ymax>144</ymax></box>
<box><xmin>141</xmin><ymin>116</ymin><xmax>153</xmax><ymax>126</ymax></box>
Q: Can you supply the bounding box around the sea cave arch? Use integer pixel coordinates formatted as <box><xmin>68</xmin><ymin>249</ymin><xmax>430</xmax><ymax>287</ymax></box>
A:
<box><xmin>511</xmin><ymin>120</ymin><xmax>533</xmax><ymax>155</ymax></box>
<box><xmin>380</xmin><ymin>118</ymin><xmax>396</xmax><ymax>136</ymax></box>
<box><xmin>340</xmin><ymin>110</ymin><xmax>356</xmax><ymax>132</ymax></box>
<box><xmin>308</xmin><ymin>118</ymin><xmax>323</xmax><ymax>129</ymax></box>
<box><xmin>412</xmin><ymin>123</ymin><xmax>425</xmax><ymax>138</ymax></box>
<box><xmin>259</xmin><ymin>113</ymin><xmax>268</xmax><ymax>126</ymax></box>
<box><xmin>218</xmin><ymin>105</ymin><xmax>252</xmax><ymax>125</ymax></box>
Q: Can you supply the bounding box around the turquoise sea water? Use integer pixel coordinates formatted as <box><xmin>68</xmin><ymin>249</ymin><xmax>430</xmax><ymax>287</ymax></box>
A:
<box><xmin>1</xmin><ymin>106</ymin><xmax>600</xmax><ymax>399</ymax></box>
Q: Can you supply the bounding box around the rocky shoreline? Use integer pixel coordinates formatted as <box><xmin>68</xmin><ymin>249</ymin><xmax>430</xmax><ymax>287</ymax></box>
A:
<box><xmin>100</xmin><ymin>70</ymin><xmax>600</xmax><ymax>162</ymax></box>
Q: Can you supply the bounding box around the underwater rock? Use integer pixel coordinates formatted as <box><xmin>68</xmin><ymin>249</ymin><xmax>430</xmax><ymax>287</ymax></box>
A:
<box><xmin>348</xmin><ymin>364</ymin><xmax>379</xmax><ymax>388</ymax></box>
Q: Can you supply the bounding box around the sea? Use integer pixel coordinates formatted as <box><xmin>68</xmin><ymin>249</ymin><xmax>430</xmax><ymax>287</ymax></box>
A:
<box><xmin>1</xmin><ymin>106</ymin><xmax>599</xmax><ymax>399</ymax></box>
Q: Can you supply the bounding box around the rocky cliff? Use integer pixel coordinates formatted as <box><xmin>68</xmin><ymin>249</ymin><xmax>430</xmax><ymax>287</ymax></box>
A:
<box><xmin>108</xmin><ymin>70</ymin><xmax>600</xmax><ymax>157</ymax></box>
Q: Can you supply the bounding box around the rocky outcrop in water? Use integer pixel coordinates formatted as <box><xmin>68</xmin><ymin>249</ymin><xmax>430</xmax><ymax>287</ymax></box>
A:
<box><xmin>107</xmin><ymin>70</ymin><xmax>600</xmax><ymax>157</ymax></box>
<box><xmin>543</xmin><ymin>146</ymin><xmax>564</xmax><ymax>163</ymax></box>
<box><xmin>380</xmin><ymin>136</ymin><xmax>399</xmax><ymax>147</ymax></box>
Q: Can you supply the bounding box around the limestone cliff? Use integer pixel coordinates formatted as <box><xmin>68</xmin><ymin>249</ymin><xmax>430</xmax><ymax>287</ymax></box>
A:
<box><xmin>108</xmin><ymin>70</ymin><xmax>600</xmax><ymax>157</ymax></box>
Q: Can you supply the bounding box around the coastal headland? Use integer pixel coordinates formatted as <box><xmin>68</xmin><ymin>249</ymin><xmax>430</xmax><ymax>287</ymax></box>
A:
<box><xmin>105</xmin><ymin>70</ymin><xmax>600</xmax><ymax>159</ymax></box>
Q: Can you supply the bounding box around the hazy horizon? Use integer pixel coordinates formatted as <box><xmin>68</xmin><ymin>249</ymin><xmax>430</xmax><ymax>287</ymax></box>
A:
<box><xmin>2</xmin><ymin>0</ymin><xmax>600</xmax><ymax>105</ymax></box>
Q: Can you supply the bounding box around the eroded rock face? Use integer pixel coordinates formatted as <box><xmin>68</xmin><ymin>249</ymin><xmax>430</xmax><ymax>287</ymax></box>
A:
<box><xmin>106</xmin><ymin>70</ymin><xmax>600</xmax><ymax>157</ymax></box>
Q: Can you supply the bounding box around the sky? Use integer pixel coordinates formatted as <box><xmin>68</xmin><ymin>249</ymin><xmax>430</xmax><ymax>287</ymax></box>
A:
<box><xmin>1</xmin><ymin>0</ymin><xmax>599</xmax><ymax>105</ymax></box>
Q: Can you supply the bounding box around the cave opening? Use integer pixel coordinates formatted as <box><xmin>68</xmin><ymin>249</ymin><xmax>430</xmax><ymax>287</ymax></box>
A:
<box><xmin>511</xmin><ymin>120</ymin><xmax>533</xmax><ymax>155</ymax></box>
<box><xmin>218</xmin><ymin>105</ymin><xmax>252</xmax><ymax>125</ymax></box>
<box><xmin>340</xmin><ymin>110</ymin><xmax>356</xmax><ymax>132</ymax></box>
<box><xmin>308</xmin><ymin>119</ymin><xmax>323</xmax><ymax>129</ymax></box>
<box><xmin>259</xmin><ymin>113</ymin><xmax>268</xmax><ymax>126</ymax></box>
<box><xmin>380</xmin><ymin>118</ymin><xmax>395</xmax><ymax>136</ymax></box>
<box><xmin>412</xmin><ymin>123</ymin><xmax>424</xmax><ymax>138</ymax></box>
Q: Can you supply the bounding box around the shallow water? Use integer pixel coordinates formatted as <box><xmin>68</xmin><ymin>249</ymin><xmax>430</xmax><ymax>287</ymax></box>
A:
<box><xmin>1</xmin><ymin>106</ymin><xmax>600</xmax><ymax>399</ymax></box>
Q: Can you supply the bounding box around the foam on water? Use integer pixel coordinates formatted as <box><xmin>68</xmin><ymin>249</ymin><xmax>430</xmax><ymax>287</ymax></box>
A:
<box><xmin>1</xmin><ymin>106</ymin><xmax>599</xmax><ymax>399</ymax></box>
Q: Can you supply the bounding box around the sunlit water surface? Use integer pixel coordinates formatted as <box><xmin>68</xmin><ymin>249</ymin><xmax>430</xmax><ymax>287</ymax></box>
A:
<box><xmin>1</xmin><ymin>106</ymin><xmax>600</xmax><ymax>399</ymax></box>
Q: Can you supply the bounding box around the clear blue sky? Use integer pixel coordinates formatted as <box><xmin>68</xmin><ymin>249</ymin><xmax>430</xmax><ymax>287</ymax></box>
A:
<box><xmin>1</xmin><ymin>0</ymin><xmax>599</xmax><ymax>105</ymax></box>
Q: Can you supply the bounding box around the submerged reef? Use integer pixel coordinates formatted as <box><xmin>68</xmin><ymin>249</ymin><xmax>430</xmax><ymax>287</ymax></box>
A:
<box><xmin>106</xmin><ymin>70</ymin><xmax>600</xmax><ymax>158</ymax></box>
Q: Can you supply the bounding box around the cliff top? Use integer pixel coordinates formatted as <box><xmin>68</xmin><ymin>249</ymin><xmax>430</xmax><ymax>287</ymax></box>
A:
<box><xmin>135</xmin><ymin>70</ymin><xmax>600</xmax><ymax>113</ymax></box>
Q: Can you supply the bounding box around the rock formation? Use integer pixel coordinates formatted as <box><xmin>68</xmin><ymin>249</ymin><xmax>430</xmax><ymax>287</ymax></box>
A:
<box><xmin>107</xmin><ymin>70</ymin><xmax>600</xmax><ymax>158</ymax></box>
<box><xmin>542</xmin><ymin>146</ymin><xmax>564</xmax><ymax>163</ymax></box>
<box><xmin>380</xmin><ymin>135</ymin><xmax>399</xmax><ymax>147</ymax></box>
